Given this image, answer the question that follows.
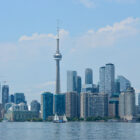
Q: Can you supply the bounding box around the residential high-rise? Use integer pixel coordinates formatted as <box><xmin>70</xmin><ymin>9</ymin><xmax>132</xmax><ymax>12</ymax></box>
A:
<box><xmin>67</xmin><ymin>71</ymin><xmax>77</xmax><ymax>92</ymax></box>
<box><xmin>105</xmin><ymin>63</ymin><xmax>115</xmax><ymax>96</ymax></box>
<box><xmin>119</xmin><ymin>87</ymin><xmax>135</xmax><ymax>120</ymax></box>
<box><xmin>14</xmin><ymin>93</ymin><xmax>26</xmax><ymax>104</ymax></box>
<box><xmin>66</xmin><ymin>92</ymin><xmax>78</xmax><ymax>118</ymax></box>
<box><xmin>41</xmin><ymin>92</ymin><xmax>53</xmax><ymax>120</ymax></box>
<box><xmin>81</xmin><ymin>93</ymin><xmax>108</xmax><ymax>119</ymax></box>
<box><xmin>99</xmin><ymin>66</ymin><xmax>105</xmax><ymax>93</ymax></box>
<box><xmin>85</xmin><ymin>68</ymin><xmax>93</xmax><ymax>85</ymax></box>
<box><xmin>2</xmin><ymin>85</ymin><xmax>9</xmax><ymax>107</ymax></box>
<box><xmin>117</xmin><ymin>75</ymin><xmax>131</xmax><ymax>92</ymax></box>
<box><xmin>53</xmin><ymin>28</ymin><xmax>62</xmax><ymax>94</ymax></box>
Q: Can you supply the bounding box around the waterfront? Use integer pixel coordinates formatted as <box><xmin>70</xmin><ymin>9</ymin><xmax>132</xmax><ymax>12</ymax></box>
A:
<box><xmin>0</xmin><ymin>122</ymin><xmax>140</xmax><ymax>140</ymax></box>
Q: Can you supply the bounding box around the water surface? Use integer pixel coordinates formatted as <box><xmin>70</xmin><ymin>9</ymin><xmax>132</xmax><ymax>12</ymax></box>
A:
<box><xmin>0</xmin><ymin>122</ymin><xmax>140</xmax><ymax>140</ymax></box>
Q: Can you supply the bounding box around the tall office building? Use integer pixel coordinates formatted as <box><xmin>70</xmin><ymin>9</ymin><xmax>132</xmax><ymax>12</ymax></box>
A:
<box><xmin>117</xmin><ymin>75</ymin><xmax>131</xmax><ymax>92</ymax></box>
<box><xmin>76</xmin><ymin>76</ymin><xmax>82</xmax><ymax>94</ymax></box>
<box><xmin>41</xmin><ymin>92</ymin><xmax>53</xmax><ymax>120</ymax></box>
<box><xmin>54</xmin><ymin>94</ymin><xmax>65</xmax><ymax>116</ymax></box>
<box><xmin>105</xmin><ymin>63</ymin><xmax>115</xmax><ymax>96</ymax></box>
<box><xmin>85</xmin><ymin>68</ymin><xmax>93</xmax><ymax>85</ymax></box>
<box><xmin>67</xmin><ymin>71</ymin><xmax>77</xmax><ymax>92</ymax></box>
<box><xmin>99</xmin><ymin>66</ymin><xmax>105</xmax><ymax>93</ymax></box>
<box><xmin>53</xmin><ymin>28</ymin><xmax>62</xmax><ymax>94</ymax></box>
<box><xmin>119</xmin><ymin>87</ymin><xmax>135</xmax><ymax>120</ymax></box>
<box><xmin>2</xmin><ymin>85</ymin><xmax>9</xmax><ymax>107</ymax></box>
<box><xmin>14</xmin><ymin>93</ymin><xmax>26</xmax><ymax>104</ymax></box>
<box><xmin>66</xmin><ymin>92</ymin><xmax>78</xmax><ymax>118</ymax></box>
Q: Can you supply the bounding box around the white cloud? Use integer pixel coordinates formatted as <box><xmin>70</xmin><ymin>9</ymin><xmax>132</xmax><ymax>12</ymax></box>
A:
<box><xmin>19</xmin><ymin>29</ymin><xmax>69</xmax><ymax>42</ymax></box>
<box><xmin>75</xmin><ymin>17</ymin><xmax>140</xmax><ymax>49</ymax></box>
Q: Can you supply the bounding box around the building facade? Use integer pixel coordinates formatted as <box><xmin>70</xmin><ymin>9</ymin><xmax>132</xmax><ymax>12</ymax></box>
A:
<box><xmin>105</xmin><ymin>63</ymin><xmax>115</xmax><ymax>96</ymax></box>
<box><xmin>41</xmin><ymin>92</ymin><xmax>53</xmax><ymax>120</ymax></box>
<box><xmin>2</xmin><ymin>85</ymin><xmax>9</xmax><ymax>108</ymax></box>
<box><xmin>54</xmin><ymin>94</ymin><xmax>65</xmax><ymax>116</ymax></box>
<box><xmin>14</xmin><ymin>93</ymin><xmax>26</xmax><ymax>104</ymax></box>
<box><xmin>119</xmin><ymin>87</ymin><xmax>135</xmax><ymax>120</ymax></box>
<box><xmin>85</xmin><ymin>68</ymin><xmax>93</xmax><ymax>85</ymax></box>
<box><xmin>67</xmin><ymin>71</ymin><xmax>77</xmax><ymax>92</ymax></box>
<box><xmin>66</xmin><ymin>92</ymin><xmax>78</xmax><ymax>118</ymax></box>
<box><xmin>30</xmin><ymin>100</ymin><xmax>40</xmax><ymax>117</ymax></box>
<box><xmin>117</xmin><ymin>76</ymin><xmax>131</xmax><ymax>92</ymax></box>
<box><xmin>81</xmin><ymin>93</ymin><xmax>108</xmax><ymax>119</ymax></box>
<box><xmin>99</xmin><ymin>66</ymin><xmax>105</xmax><ymax>93</ymax></box>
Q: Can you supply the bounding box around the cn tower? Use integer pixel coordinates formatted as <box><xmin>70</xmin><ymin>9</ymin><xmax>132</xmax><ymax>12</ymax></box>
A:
<box><xmin>53</xmin><ymin>27</ymin><xmax>62</xmax><ymax>94</ymax></box>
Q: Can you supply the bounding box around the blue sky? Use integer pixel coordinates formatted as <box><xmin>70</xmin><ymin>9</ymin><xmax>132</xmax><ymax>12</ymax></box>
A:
<box><xmin>0</xmin><ymin>0</ymin><xmax>140</xmax><ymax>103</ymax></box>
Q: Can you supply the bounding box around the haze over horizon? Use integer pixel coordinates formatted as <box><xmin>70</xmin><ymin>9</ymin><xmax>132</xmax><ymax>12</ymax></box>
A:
<box><xmin>0</xmin><ymin>0</ymin><xmax>140</xmax><ymax>103</ymax></box>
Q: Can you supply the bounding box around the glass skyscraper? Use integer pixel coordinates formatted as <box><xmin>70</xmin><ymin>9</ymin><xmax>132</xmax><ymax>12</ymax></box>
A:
<box><xmin>85</xmin><ymin>68</ymin><xmax>93</xmax><ymax>85</ymax></box>
<box><xmin>117</xmin><ymin>75</ymin><xmax>131</xmax><ymax>92</ymax></box>
<box><xmin>54</xmin><ymin>94</ymin><xmax>65</xmax><ymax>116</ymax></box>
<box><xmin>41</xmin><ymin>92</ymin><xmax>53</xmax><ymax>120</ymax></box>
<box><xmin>67</xmin><ymin>71</ymin><xmax>77</xmax><ymax>92</ymax></box>
<box><xmin>14</xmin><ymin>93</ymin><xmax>26</xmax><ymax>104</ymax></box>
<box><xmin>99</xmin><ymin>64</ymin><xmax>115</xmax><ymax>96</ymax></box>
<box><xmin>99</xmin><ymin>66</ymin><xmax>105</xmax><ymax>93</ymax></box>
<box><xmin>76</xmin><ymin>76</ymin><xmax>82</xmax><ymax>94</ymax></box>
<box><xmin>2</xmin><ymin>85</ymin><xmax>9</xmax><ymax>107</ymax></box>
<box><xmin>105</xmin><ymin>63</ymin><xmax>115</xmax><ymax>96</ymax></box>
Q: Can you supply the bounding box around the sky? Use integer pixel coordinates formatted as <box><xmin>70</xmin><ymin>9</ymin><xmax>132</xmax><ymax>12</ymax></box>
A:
<box><xmin>0</xmin><ymin>0</ymin><xmax>140</xmax><ymax>104</ymax></box>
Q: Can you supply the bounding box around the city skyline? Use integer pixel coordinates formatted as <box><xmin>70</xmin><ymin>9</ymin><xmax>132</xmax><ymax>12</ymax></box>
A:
<box><xmin>0</xmin><ymin>0</ymin><xmax>140</xmax><ymax>103</ymax></box>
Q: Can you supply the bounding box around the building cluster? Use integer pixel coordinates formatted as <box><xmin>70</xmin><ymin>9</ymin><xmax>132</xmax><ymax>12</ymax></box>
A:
<box><xmin>41</xmin><ymin>65</ymin><xmax>138</xmax><ymax>121</ymax></box>
<box><xmin>0</xmin><ymin>88</ymin><xmax>40</xmax><ymax>121</ymax></box>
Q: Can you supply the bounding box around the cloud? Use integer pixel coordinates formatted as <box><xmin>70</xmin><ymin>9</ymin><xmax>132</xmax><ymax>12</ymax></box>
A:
<box><xmin>75</xmin><ymin>17</ymin><xmax>140</xmax><ymax>49</ymax></box>
<box><xmin>19</xmin><ymin>29</ymin><xmax>69</xmax><ymax>42</ymax></box>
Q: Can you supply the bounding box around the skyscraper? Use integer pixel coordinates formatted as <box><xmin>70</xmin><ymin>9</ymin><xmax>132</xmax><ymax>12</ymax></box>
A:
<box><xmin>41</xmin><ymin>92</ymin><xmax>53</xmax><ymax>120</ymax></box>
<box><xmin>76</xmin><ymin>76</ymin><xmax>82</xmax><ymax>94</ymax></box>
<box><xmin>80</xmin><ymin>93</ymin><xmax>108</xmax><ymax>119</ymax></box>
<box><xmin>54</xmin><ymin>93</ymin><xmax>65</xmax><ymax>116</ymax></box>
<box><xmin>2</xmin><ymin>85</ymin><xmax>9</xmax><ymax>107</ymax></box>
<box><xmin>85</xmin><ymin>68</ymin><xmax>93</xmax><ymax>85</ymax></box>
<box><xmin>67</xmin><ymin>71</ymin><xmax>77</xmax><ymax>92</ymax></box>
<box><xmin>99</xmin><ymin>66</ymin><xmax>105</xmax><ymax>93</ymax></box>
<box><xmin>119</xmin><ymin>87</ymin><xmax>135</xmax><ymax>120</ymax></box>
<box><xmin>105</xmin><ymin>63</ymin><xmax>115</xmax><ymax>96</ymax></box>
<box><xmin>30</xmin><ymin>100</ymin><xmax>40</xmax><ymax>113</ymax></box>
<box><xmin>53</xmin><ymin>28</ymin><xmax>62</xmax><ymax>94</ymax></box>
<box><xmin>117</xmin><ymin>75</ymin><xmax>131</xmax><ymax>92</ymax></box>
<box><xmin>14</xmin><ymin>93</ymin><xmax>26</xmax><ymax>104</ymax></box>
<box><xmin>66</xmin><ymin>92</ymin><xmax>78</xmax><ymax>118</ymax></box>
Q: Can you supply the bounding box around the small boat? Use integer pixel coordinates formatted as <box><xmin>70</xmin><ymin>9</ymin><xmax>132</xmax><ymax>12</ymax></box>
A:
<box><xmin>62</xmin><ymin>114</ymin><xmax>67</xmax><ymax>123</ymax></box>
<box><xmin>53</xmin><ymin>114</ymin><xmax>67</xmax><ymax>123</ymax></box>
<box><xmin>53</xmin><ymin>114</ymin><xmax>60</xmax><ymax>123</ymax></box>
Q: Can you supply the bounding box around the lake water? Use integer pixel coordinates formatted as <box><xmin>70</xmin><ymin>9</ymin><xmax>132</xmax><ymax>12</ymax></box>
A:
<box><xmin>0</xmin><ymin>122</ymin><xmax>140</xmax><ymax>140</ymax></box>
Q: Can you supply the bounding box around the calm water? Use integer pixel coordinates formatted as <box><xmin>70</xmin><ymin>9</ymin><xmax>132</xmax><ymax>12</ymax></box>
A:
<box><xmin>0</xmin><ymin>122</ymin><xmax>140</xmax><ymax>140</ymax></box>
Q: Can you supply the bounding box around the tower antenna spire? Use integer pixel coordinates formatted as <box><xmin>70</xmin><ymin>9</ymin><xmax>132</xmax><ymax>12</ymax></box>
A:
<box><xmin>57</xmin><ymin>19</ymin><xmax>59</xmax><ymax>39</ymax></box>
